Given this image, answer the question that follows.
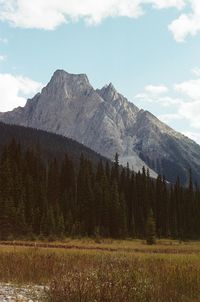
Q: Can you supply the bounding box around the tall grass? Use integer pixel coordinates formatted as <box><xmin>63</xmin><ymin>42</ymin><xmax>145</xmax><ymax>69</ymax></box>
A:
<box><xmin>0</xmin><ymin>244</ymin><xmax>200</xmax><ymax>301</ymax></box>
<box><xmin>48</xmin><ymin>256</ymin><xmax>200</xmax><ymax>302</ymax></box>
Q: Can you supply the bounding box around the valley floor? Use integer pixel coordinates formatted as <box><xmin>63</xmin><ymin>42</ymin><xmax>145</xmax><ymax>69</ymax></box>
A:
<box><xmin>0</xmin><ymin>239</ymin><xmax>200</xmax><ymax>302</ymax></box>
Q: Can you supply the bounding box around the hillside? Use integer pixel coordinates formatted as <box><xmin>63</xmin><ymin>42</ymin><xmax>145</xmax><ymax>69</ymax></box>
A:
<box><xmin>0</xmin><ymin>121</ymin><xmax>109</xmax><ymax>167</ymax></box>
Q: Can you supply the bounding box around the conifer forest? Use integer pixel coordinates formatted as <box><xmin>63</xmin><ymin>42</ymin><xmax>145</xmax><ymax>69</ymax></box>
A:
<box><xmin>0</xmin><ymin>139</ymin><xmax>199</xmax><ymax>241</ymax></box>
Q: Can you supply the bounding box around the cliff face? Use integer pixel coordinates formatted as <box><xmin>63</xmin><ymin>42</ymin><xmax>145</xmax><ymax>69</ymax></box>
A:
<box><xmin>1</xmin><ymin>69</ymin><xmax>200</xmax><ymax>184</ymax></box>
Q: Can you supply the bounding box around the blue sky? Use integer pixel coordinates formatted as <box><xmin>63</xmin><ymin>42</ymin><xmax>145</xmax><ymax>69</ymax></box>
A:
<box><xmin>0</xmin><ymin>0</ymin><xmax>200</xmax><ymax>143</ymax></box>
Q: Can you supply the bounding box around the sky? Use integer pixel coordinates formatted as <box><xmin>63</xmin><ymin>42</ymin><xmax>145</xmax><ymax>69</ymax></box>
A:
<box><xmin>0</xmin><ymin>0</ymin><xmax>200</xmax><ymax>144</ymax></box>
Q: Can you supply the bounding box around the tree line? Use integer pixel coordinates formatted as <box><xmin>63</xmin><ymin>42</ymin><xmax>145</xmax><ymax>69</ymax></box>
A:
<box><xmin>0</xmin><ymin>139</ymin><xmax>200</xmax><ymax>240</ymax></box>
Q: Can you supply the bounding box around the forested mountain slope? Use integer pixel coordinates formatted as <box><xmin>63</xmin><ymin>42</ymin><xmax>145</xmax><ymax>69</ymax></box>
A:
<box><xmin>0</xmin><ymin>121</ymin><xmax>109</xmax><ymax>167</ymax></box>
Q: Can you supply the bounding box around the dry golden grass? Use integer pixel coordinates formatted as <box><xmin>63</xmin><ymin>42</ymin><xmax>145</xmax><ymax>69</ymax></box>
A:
<box><xmin>1</xmin><ymin>238</ymin><xmax>200</xmax><ymax>253</ymax></box>
<box><xmin>0</xmin><ymin>239</ymin><xmax>200</xmax><ymax>301</ymax></box>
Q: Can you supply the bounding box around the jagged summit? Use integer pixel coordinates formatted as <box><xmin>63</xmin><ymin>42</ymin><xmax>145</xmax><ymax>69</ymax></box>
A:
<box><xmin>97</xmin><ymin>83</ymin><xmax>139</xmax><ymax>111</ymax></box>
<box><xmin>43</xmin><ymin>69</ymin><xmax>92</xmax><ymax>99</ymax></box>
<box><xmin>1</xmin><ymin>69</ymin><xmax>200</xmax><ymax>184</ymax></box>
<box><xmin>97</xmin><ymin>82</ymin><xmax>120</xmax><ymax>102</ymax></box>
<box><xmin>108</xmin><ymin>82</ymin><xmax>116</xmax><ymax>90</ymax></box>
<box><xmin>104</xmin><ymin>82</ymin><xmax>117</xmax><ymax>94</ymax></box>
<box><xmin>51</xmin><ymin>69</ymin><xmax>90</xmax><ymax>84</ymax></box>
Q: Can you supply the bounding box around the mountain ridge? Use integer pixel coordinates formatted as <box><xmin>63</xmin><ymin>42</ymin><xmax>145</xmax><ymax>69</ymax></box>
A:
<box><xmin>0</xmin><ymin>121</ymin><xmax>110</xmax><ymax>167</ymax></box>
<box><xmin>0</xmin><ymin>69</ymin><xmax>200</xmax><ymax>184</ymax></box>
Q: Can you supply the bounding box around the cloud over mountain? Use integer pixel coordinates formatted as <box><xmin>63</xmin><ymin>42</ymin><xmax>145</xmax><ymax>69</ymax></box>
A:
<box><xmin>0</xmin><ymin>73</ymin><xmax>43</xmax><ymax>112</ymax></box>
<box><xmin>0</xmin><ymin>0</ymin><xmax>194</xmax><ymax>42</ymax></box>
<box><xmin>134</xmin><ymin>73</ymin><xmax>200</xmax><ymax>144</ymax></box>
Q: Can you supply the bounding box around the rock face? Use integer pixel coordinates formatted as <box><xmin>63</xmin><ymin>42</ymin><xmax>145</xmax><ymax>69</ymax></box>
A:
<box><xmin>0</xmin><ymin>283</ymin><xmax>47</xmax><ymax>301</ymax></box>
<box><xmin>1</xmin><ymin>69</ymin><xmax>200</xmax><ymax>184</ymax></box>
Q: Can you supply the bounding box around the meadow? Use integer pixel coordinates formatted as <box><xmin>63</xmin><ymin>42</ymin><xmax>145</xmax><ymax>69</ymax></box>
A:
<box><xmin>0</xmin><ymin>239</ymin><xmax>200</xmax><ymax>302</ymax></box>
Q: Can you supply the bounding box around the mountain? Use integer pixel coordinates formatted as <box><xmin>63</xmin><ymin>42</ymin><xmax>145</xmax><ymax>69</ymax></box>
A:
<box><xmin>1</xmin><ymin>69</ymin><xmax>200</xmax><ymax>184</ymax></box>
<box><xmin>0</xmin><ymin>121</ymin><xmax>110</xmax><ymax>167</ymax></box>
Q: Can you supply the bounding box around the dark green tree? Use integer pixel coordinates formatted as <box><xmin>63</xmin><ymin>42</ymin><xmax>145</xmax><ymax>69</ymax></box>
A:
<box><xmin>146</xmin><ymin>209</ymin><xmax>156</xmax><ymax>245</ymax></box>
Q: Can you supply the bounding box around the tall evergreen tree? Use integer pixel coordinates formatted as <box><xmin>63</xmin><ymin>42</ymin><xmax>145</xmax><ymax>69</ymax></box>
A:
<box><xmin>146</xmin><ymin>209</ymin><xmax>156</xmax><ymax>245</ymax></box>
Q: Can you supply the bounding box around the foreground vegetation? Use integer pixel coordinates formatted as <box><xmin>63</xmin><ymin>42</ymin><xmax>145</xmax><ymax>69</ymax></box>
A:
<box><xmin>0</xmin><ymin>239</ymin><xmax>200</xmax><ymax>301</ymax></box>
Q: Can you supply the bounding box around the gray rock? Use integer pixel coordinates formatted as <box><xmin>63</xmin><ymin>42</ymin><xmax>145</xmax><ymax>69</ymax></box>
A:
<box><xmin>1</xmin><ymin>69</ymin><xmax>200</xmax><ymax>184</ymax></box>
<box><xmin>0</xmin><ymin>283</ymin><xmax>47</xmax><ymax>301</ymax></box>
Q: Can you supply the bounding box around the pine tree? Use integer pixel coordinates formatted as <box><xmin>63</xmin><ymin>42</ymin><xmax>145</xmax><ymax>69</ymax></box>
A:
<box><xmin>146</xmin><ymin>209</ymin><xmax>156</xmax><ymax>245</ymax></box>
<box><xmin>100</xmin><ymin>173</ymin><xmax>110</xmax><ymax>237</ymax></box>
<box><xmin>109</xmin><ymin>181</ymin><xmax>121</xmax><ymax>237</ymax></box>
<box><xmin>0</xmin><ymin>138</ymin><xmax>199</xmax><ymax>241</ymax></box>
<box><xmin>15</xmin><ymin>198</ymin><xmax>27</xmax><ymax>237</ymax></box>
<box><xmin>0</xmin><ymin>198</ymin><xmax>16</xmax><ymax>240</ymax></box>
<box><xmin>40</xmin><ymin>206</ymin><xmax>55</xmax><ymax>236</ymax></box>
<box><xmin>57</xmin><ymin>213</ymin><xmax>65</xmax><ymax>237</ymax></box>
<box><xmin>118</xmin><ymin>192</ymin><xmax>127</xmax><ymax>237</ymax></box>
<box><xmin>111</xmin><ymin>153</ymin><xmax>119</xmax><ymax>183</ymax></box>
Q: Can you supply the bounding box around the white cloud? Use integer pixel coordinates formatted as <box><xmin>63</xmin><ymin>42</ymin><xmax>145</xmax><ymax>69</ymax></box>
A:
<box><xmin>0</xmin><ymin>73</ymin><xmax>43</xmax><ymax>112</ymax></box>
<box><xmin>169</xmin><ymin>14</ymin><xmax>197</xmax><ymax>42</ymax></box>
<box><xmin>158</xmin><ymin>113</ymin><xmax>183</xmax><ymax>123</ymax></box>
<box><xmin>148</xmin><ymin>0</ymin><xmax>185</xmax><ymax>10</ymax></box>
<box><xmin>183</xmin><ymin>131</ymin><xmax>200</xmax><ymax>144</ymax></box>
<box><xmin>178</xmin><ymin>100</ymin><xmax>200</xmax><ymax>128</ymax></box>
<box><xmin>191</xmin><ymin>67</ymin><xmax>200</xmax><ymax>77</ymax></box>
<box><xmin>173</xmin><ymin>77</ymin><xmax>200</xmax><ymax>130</ymax></box>
<box><xmin>134</xmin><ymin>76</ymin><xmax>200</xmax><ymax>145</ymax></box>
<box><xmin>0</xmin><ymin>37</ymin><xmax>8</xmax><ymax>43</ymax></box>
<box><xmin>4</xmin><ymin>0</ymin><xmax>200</xmax><ymax>42</ymax></box>
<box><xmin>0</xmin><ymin>0</ymin><xmax>144</xmax><ymax>29</ymax></box>
<box><xmin>145</xmin><ymin>84</ymin><xmax>169</xmax><ymax>95</ymax></box>
<box><xmin>174</xmin><ymin>78</ymin><xmax>200</xmax><ymax>99</ymax></box>
<box><xmin>0</xmin><ymin>55</ymin><xmax>6</xmax><ymax>62</ymax></box>
<box><xmin>0</xmin><ymin>0</ymin><xmax>187</xmax><ymax>31</ymax></box>
<box><xmin>134</xmin><ymin>91</ymin><xmax>181</xmax><ymax>107</ymax></box>
<box><xmin>169</xmin><ymin>0</ymin><xmax>200</xmax><ymax>42</ymax></box>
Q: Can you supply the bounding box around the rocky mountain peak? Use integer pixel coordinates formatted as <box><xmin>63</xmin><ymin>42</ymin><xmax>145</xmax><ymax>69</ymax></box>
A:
<box><xmin>44</xmin><ymin>69</ymin><xmax>92</xmax><ymax>99</ymax></box>
<box><xmin>107</xmin><ymin>82</ymin><xmax>117</xmax><ymax>92</ymax></box>
<box><xmin>1</xmin><ymin>69</ymin><xmax>200</xmax><ymax>185</ymax></box>
<box><xmin>97</xmin><ymin>82</ymin><xmax>120</xmax><ymax>102</ymax></box>
<box><xmin>51</xmin><ymin>69</ymin><xmax>90</xmax><ymax>84</ymax></box>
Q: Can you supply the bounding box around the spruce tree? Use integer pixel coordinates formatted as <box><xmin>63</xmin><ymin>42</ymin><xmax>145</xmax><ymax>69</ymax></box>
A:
<box><xmin>146</xmin><ymin>209</ymin><xmax>156</xmax><ymax>245</ymax></box>
<box><xmin>15</xmin><ymin>198</ymin><xmax>27</xmax><ymax>237</ymax></box>
<box><xmin>57</xmin><ymin>213</ymin><xmax>65</xmax><ymax>237</ymax></box>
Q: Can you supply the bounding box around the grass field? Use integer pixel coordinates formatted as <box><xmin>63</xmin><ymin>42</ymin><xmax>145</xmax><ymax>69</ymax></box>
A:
<box><xmin>0</xmin><ymin>239</ymin><xmax>200</xmax><ymax>301</ymax></box>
